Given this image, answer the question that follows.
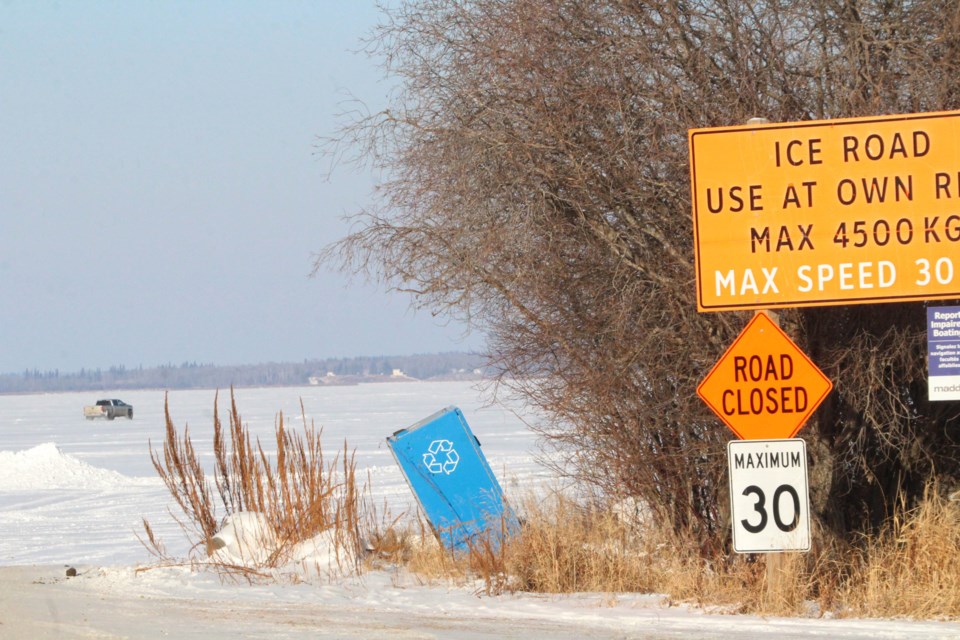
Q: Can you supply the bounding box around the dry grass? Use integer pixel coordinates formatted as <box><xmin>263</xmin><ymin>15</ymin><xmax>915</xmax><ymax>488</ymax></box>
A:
<box><xmin>370</xmin><ymin>491</ymin><xmax>760</xmax><ymax>600</ymax></box>
<box><xmin>492</xmin><ymin>493</ymin><xmax>771</xmax><ymax>607</ymax></box>
<box><xmin>142</xmin><ymin>389</ymin><xmax>365</xmax><ymax>577</ymax></box>
<box><xmin>370</xmin><ymin>487</ymin><xmax>960</xmax><ymax>619</ymax></box>
<box><xmin>840</xmin><ymin>487</ymin><xmax>960</xmax><ymax>618</ymax></box>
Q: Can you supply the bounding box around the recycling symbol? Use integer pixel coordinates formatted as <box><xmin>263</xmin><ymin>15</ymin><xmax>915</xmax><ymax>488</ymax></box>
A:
<box><xmin>423</xmin><ymin>439</ymin><xmax>459</xmax><ymax>475</ymax></box>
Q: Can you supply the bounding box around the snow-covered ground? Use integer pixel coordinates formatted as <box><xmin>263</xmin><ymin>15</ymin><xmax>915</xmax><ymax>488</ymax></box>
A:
<box><xmin>0</xmin><ymin>381</ymin><xmax>547</xmax><ymax>566</ymax></box>
<box><xmin>0</xmin><ymin>380</ymin><xmax>957</xmax><ymax>638</ymax></box>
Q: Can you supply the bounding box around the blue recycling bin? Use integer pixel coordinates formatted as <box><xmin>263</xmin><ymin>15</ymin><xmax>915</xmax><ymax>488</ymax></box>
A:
<box><xmin>387</xmin><ymin>406</ymin><xmax>519</xmax><ymax>552</ymax></box>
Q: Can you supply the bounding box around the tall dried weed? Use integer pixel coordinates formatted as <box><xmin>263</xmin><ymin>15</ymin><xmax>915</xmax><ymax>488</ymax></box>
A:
<box><xmin>142</xmin><ymin>389</ymin><xmax>365</xmax><ymax>577</ymax></box>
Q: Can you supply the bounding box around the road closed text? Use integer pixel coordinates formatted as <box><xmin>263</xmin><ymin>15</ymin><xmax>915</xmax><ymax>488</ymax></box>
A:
<box><xmin>720</xmin><ymin>355</ymin><xmax>809</xmax><ymax>416</ymax></box>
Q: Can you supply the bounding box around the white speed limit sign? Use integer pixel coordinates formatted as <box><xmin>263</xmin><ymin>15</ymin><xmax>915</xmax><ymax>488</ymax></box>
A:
<box><xmin>728</xmin><ymin>439</ymin><xmax>811</xmax><ymax>553</ymax></box>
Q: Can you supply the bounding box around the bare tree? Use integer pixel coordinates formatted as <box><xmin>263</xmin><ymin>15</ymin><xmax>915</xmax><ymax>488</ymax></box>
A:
<box><xmin>319</xmin><ymin>0</ymin><xmax>960</xmax><ymax>551</ymax></box>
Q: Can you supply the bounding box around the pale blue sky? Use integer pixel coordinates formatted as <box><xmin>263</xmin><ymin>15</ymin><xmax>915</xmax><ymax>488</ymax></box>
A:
<box><xmin>0</xmin><ymin>1</ymin><xmax>479</xmax><ymax>374</ymax></box>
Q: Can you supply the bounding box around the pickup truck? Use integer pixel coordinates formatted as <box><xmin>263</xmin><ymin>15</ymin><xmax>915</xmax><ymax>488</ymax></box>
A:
<box><xmin>83</xmin><ymin>399</ymin><xmax>134</xmax><ymax>420</ymax></box>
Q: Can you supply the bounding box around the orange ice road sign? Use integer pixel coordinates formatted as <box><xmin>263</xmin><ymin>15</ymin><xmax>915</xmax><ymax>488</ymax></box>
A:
<box><xmin>689</xmin><ymin>110</ymin><xmax>960</xmax><ymax>311</ymax></box>
<box><xmin>697</xmin><ymin>313</ymin><xmax>832</xmax><ymax>440</ymax></box>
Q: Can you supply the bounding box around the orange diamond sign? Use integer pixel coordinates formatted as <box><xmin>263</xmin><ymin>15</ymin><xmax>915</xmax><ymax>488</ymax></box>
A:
<box><xmin>698</xmin><ymin>312</ymin><xmax>833</xmax><ymax>440</ymax></box>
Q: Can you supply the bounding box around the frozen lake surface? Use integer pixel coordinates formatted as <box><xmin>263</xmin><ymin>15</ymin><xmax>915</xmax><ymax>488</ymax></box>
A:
<box><xmin>0</xmin><ymin>380</ymin><xmax>548</xmax><ymax>565</ymax></box>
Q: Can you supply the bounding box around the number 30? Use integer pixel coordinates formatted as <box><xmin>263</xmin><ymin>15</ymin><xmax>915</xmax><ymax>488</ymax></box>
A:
<box><xmin>741</xmin><ymin>484</ymin><xmax>800</xmax><ymax>533</ymax></box>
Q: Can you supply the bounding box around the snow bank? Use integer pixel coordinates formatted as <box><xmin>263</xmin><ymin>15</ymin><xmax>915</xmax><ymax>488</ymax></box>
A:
<box><xmin>206</xmin><ymin>512</ymin><xmax>358</xmax><ymax>578</ymax></box>
<box><xmin>0</xmin><ymin>443</ymin><xmax>133</xmax><ymax>490</ymax></box>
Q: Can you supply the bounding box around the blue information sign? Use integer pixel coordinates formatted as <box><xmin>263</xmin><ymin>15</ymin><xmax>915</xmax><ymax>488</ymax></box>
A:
<box><xmin>928</xmin><ymin>305</ymin><xmax>960</xmax><ymax>401</ymax></box>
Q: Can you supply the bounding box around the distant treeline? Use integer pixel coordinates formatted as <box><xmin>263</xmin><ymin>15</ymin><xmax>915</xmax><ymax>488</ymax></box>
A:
<box><xmin>0</xmin><ymin>352</ymin><xmax>488</xmax><ymax>394</ymax></box>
